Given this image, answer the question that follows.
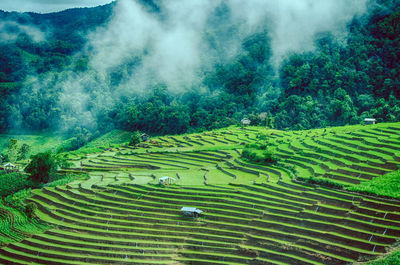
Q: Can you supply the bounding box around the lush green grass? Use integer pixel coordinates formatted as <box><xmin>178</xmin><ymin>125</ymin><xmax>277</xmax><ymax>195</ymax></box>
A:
<box><xmin>0</xmin><ymin>133</ymin><xmax>67</xmax><ymax>155</ymax></box>
<box><xmin>0</xmin><ymin>173</ymin><xmax>34</xmax><ymax>197</ymax></box>
<box><xmin>79</xmin><ymin>130</ymin><xmax>135</xmax><ymax>149</ymax></box>
<box><xmin>365</xmin><ymin>250</ymin><xmax>400</xmax><ymax>265</ymax></box>
<box><xmin>348</xmin><ymin>170</ymin><xmax>400</xmax><ymax>199</ymax></box>
<box><xmin>66</xmin><ymin>129</ymin><xmax>136</xmax><ymax>155</ymax></box>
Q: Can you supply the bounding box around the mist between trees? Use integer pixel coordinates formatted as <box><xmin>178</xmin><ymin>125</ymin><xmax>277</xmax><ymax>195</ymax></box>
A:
<box><xmin>0</xmin><ymin>0</ymin><xmax>399</xmax><ymax>150</ymax></box>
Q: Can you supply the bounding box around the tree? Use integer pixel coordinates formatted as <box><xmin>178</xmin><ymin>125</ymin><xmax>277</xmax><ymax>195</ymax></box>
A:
<box><xmin>6</xmin><ymin>139</ymin><xmax>18</xmax><ymax>162</ymax></box>
<box><xmin>0</xmin><ymin>153</ymin><xmax>7</xmax><ymax>163</ymax></box>
<box><xmin>25</xmin><ymin>152</ymin><xmax>71</xmax><ymax>184</ymax></box>
<box><xmin>18</xmin><ymin>143</ymin><xmax>31</xmax><ymax>160</ymax></box>
<box><xmin>129</xmin><ymin>131</ymin><xmax>142</xmax><ymax>146</ymax></box>
<box><xmin>24</xmin><ymin>202</ymin><xmax>37</xmax><ymax>219</ymax></box>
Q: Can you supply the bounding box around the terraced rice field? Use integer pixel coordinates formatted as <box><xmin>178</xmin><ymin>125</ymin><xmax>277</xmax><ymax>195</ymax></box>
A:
<box><xmin>1</xmin><ymin>123</ymin><xmax>400</xmax><ymax>264</ymax></box>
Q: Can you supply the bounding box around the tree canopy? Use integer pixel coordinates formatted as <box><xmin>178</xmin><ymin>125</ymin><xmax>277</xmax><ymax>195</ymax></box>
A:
<box><xmin>24</xmin><ymin>152</ymin><xmax>70</xmax><ymax>183</ymax></box>
<box><xmin>0</xmin><ymin>1</ymin><xmax>399</xmax><ymax>139</ymax></box>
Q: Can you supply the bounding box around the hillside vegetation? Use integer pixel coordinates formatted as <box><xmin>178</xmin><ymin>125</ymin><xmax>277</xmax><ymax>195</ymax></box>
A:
<box><xmin>1</xmin><ymin>1</ymin><xmax>400</xmax><ymax>264</ymax></box>
<box><xmin>0</xmin><ymin>0</ymin><xmax>399</xmax><ymax>145</ymax></box>
<box><xmin>0</xmin><ymin>122</ymin><xmax>400</xmax><ymax>264</ymax></box>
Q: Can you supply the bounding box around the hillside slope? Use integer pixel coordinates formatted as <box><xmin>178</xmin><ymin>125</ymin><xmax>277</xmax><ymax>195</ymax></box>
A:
<box><xmin>0</xmin><ymin>123</ymin><xmax>400</xmax><ymax>264</ymax></box>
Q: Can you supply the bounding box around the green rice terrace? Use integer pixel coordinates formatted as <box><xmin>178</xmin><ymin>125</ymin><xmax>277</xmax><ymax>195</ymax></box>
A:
<box><xmin>2</xmin><ymin>122</ymin><xmax>400</xmax><ymax>265</ymax></box>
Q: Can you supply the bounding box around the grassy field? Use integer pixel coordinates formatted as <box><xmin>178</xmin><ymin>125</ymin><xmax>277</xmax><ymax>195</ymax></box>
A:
<box><xmin>349</xmin><ymin>170</ymin><xmax>400</xmax><ymax>199</ymax></box>
<box><xmin>0</xmin><ymin>133</ymin><xmax>66</xmax><ymax>155</ymax></box>
<box><xmin>1</xmin><ymin>123</ymin><xmax>400</xmax><ymax>264</ymax></box>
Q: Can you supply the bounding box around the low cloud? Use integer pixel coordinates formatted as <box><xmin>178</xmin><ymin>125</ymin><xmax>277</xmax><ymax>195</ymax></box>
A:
<box><xmin>11</xmin><ymin>0</ymin><xmax>370</xmax><ymax>133</ymax></box>
<box><xmin>228</xmin><ymin>0</ymin><xmax>368</xmax><ymax>69</ymax></box>
<box><xmin>0</xmin><ymin>20</ymin><xmax>46</xmax><ymax>42</ymax></box>
<box><xmin>88</xmin><ymin>0</ymin><xmax>369</xmax><ymax>93</ymax></box>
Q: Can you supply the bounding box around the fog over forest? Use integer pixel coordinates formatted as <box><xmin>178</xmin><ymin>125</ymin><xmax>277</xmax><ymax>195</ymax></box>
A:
<box><xmin>0</xmin><ymin>0</ymin><xmax>399</xmax><ymax>150</ymax></box>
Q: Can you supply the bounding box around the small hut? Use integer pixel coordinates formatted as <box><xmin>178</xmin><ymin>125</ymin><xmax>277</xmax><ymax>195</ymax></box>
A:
<box><xmin>3</xmin><ymin>162</ymin><xmax>16</xmax><ymax>173</ymax></box>
<box><xmin>181</xmin><ymin>207</ymin><xmax>203</xmax><ymax>218</ymax></box>
<box><xmin>159</xmin><ymin>176</ymin><xmax>176</xmax><ymax>185</ymax></box>
<box><xmin>364</xmin><ymin>118</ymin><xmax>376</xmax><ymax>125</ymax></box>
<box><xmin>241</xmin><ymin>118</ymin><xmax>251</xmax><ymax>126</ymax></box>
<box><xmin>141</xmin><ymin>133</ymin><xmax>149</xmax><ymax>142</ymax></box>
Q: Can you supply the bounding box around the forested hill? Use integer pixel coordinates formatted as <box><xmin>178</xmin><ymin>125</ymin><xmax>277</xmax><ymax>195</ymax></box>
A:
<box><xmin>0</xmin><ymin>2</ymin><xmax>115</xmax><ymax>82</ymax></box>
<box><xmin>0</xmin><ymin>0</ymin><xmax>399</xmax><ymax>150</ymax></box>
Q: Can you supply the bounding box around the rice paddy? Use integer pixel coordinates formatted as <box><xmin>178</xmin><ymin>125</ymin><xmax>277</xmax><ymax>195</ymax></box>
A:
<box><xmin>1</xmin><ymin>122</ymin><xmax>400</xmax><ymax>264</ymax></box>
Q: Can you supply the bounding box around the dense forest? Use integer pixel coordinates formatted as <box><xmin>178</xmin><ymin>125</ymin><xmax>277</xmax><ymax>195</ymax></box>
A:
<box><xmin>0</xmin><ymin>0</ymin><xmax>399</xmax><ymax>150</ymax></box>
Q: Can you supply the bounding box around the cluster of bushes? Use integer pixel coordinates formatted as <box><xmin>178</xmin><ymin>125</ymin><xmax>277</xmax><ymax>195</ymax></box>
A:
<box><xmin>129</xmin><ymin>131</ymin><xmax>142</xmax><ymax>146</ymax></box>
<box><xmin>366</xmin><ymin>251</ymin><xmax>400</xmax><ymax>265</ymax></box>
<box><xmin>0</xmin><ymin>139</ymin><xmax>31</xmax><ymax>163</ymax></box>
<box><xmin>0</xmin><ymin>150</ymin><xmax>73</xmax><ymax>201</ymax></box>
<box><xmin>2</xmin><ymin>188</ymin><xmax>33</xmax><ymax>211</ymax></box>
<box><xmin>241</xmin><ymin>144</ymin><xmax>278</xmax><ymax>164</ymax></box>
<box><xmin>0</xmin><ymin>151</ymin><xmax>76</xmax><ymax>230</ymax></box>
<box><xmin>24</xmin><ymin>151</ymin><xmax>71</xmax><ymax>184</ymax></box>
<box><xmin>347</xmin><ymin>170</ymin><xmax>400</xmax><ymax>199</ymax></box>
<box><xmin>0</xmin><ymin>173</ymin><xmax>35</xmax><ymax>197</ymax></box>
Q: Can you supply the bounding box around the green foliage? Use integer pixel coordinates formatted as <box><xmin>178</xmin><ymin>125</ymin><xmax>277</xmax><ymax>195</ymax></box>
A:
<box><xmin>1</xmin><ymin>1</ymin><xmax>400</xmax><ymax>139</ymax></box>
<box><xmin>129</xmin><ymin>131</ymin><xmax>142</xmax><ymax>146</ymax></box>
<box><xmin>365</xmin><ymin>250</ymin><xmax>400</xmax><ymax>265</ymax></box>
<box><xmin>241</xmin><ymin>146</ymin><xmax>278</xmax><ymax>164</ymax></box>
<box><xmin>274</xmin><ymin>4</ymin><xmax>400</xmax><ymax>129</ymax></box>
<box><xmin>348</xmin><ymin>170</ymin><xmax>400</xmax><ymax>199</ymax></box>
<box><xmin>25</xmin><ymin>151</ymin><xmax>71</xmax><ymax>184</ymax></box>
<box><xmin>0</xmin><ymin>153</ymin><xmax>6</xmax><ymax>163</ymax></box>
<box><xmin>0</xmin><ymin>134</ymin><xmax>67</xmax><ymax>156</ymax></box>
<box><xmin>6</xmin><ymin>139</ymin><xmax>18</xmax><ymax>162</ymax></box>
<box><xmin>3</xmin><ymin>139</ymin><xmax>31</xmax><ymax>162</ymax></box>
<box><xmin>0</xmin><ymin>189</ymin><xmax>48</xmax><ymax>245</ymax></box>
<box><xmin>0</xmin><ymin>173</ymin><xmax>34</xmax><ymax>197</ymax></box>
<box><xmin>24</xmin><ymin>202</ymin><xmax>37</xmax><ymax>219</ymax></box>
<box><xmin>18</xmin><ymin>143</ymin><xmax>31</xmax><ymax>160</ymax></box>
<box><xmin>3</xmin><ymin>188</ymin><xmax>32</xmax><ymax>211</ymax></box>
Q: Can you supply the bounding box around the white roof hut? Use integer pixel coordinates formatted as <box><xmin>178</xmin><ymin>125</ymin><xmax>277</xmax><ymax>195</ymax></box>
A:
<box><xmin>241</xmin><ymin>118</ymin><xmax>251</xmax><ymax>126</ymax></box>
<box><xmin>159</xmin><ymin>176</ymin><xmax>176</xmax><ymax>185</ymax></box>
<box><xmin>181</xmin><ymin>207</ymin><xmax>203</xmax><ymax>217</ymax></box>
<box><xmin>3</xmin><ymin>162</ymin><xmax>16</xmax><ymax>172</ymax></box>
<box><xmin>3</xmin><ymin>162</ymin><xmax>16</xmax><ymax>168</ymax></box>
<box><xmin>141</xmin><ymin>133</ymin><xmax>149</xmax><ymax>142</ymax></box>
<box><xmin>364</xmin><ymin>118</ymin><xmax>376</xmax><ymax>125</ymax></box>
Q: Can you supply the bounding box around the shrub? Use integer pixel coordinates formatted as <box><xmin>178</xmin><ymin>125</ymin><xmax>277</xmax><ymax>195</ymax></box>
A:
<box><xmin>24</xmin><ymin>202</ymin><xmax>37</xmax><ymax>219</ymax></box>
<box><xmin>262</xmin><ymin>149</ymin><xmax>278</xmax><ymax>163</ymax></box>
<box><xmin>129</xmin><ymin>131</ymin><xmax>142</xmax><ymax>146</ymax></box>
<box><xmin>365</xmin><ymin>250</ymin><xmax>400</xmax><ymax>264</ymax></box>
<box><xmin>3</xmin><ymin>188</ymin><xmax>32</xmax><ymax>211</ymax></box>
<box><xmin>347</xmin><ymin>170</ymin><xmax>400</xmax><ymax>199</ymax></box>
<box><xmin>18</xmin><ymin>143</ymin><xmax>31</xmax><ymax>160</ymax></box>
<box><xmin>0</xmin><ymin>173</ymin><xmax>34</xmax><ymax>197</ymax></box>
<box><xmin>241</xmin><ymin>148</ymin><xmax>278</xmax><ymax>164</ymax></box>
<box><xmin>25</xmin><ymin>151</ymin><xmax>71</xmax><ymax>184</ymax></box>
